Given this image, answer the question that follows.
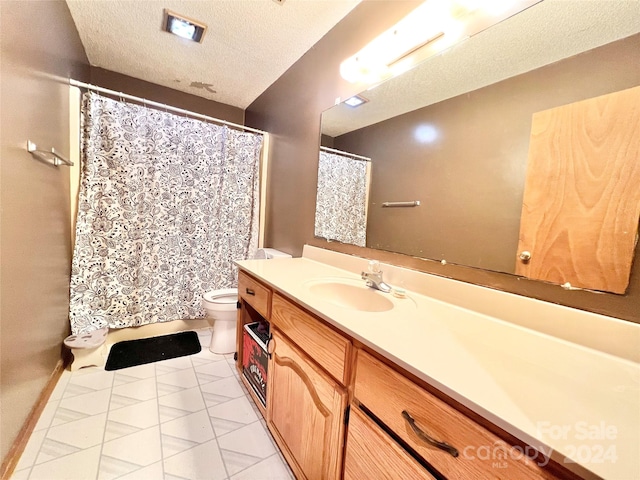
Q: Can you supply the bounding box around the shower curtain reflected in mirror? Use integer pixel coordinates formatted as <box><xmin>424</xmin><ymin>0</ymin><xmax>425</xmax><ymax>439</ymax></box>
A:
<box><xmin>314</xmin><ymin>150</ymin><xmax>370</xmax><ymax>247</ymax></box>
<box><xmin>69</xmin><ymin>92</ymin><xmax>263</xmax><ymax>334</ymax></box>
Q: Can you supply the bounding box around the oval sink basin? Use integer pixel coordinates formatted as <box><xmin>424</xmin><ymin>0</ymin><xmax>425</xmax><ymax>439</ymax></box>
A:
<box><xmin>304</xmin><ymin>278</ymin><xmax>395</xmax><ymax>312</ymax></box>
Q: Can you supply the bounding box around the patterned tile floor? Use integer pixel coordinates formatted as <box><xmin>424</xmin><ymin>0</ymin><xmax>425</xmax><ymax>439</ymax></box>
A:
<box><xmin>12</xmin><ymin>329</ymin><xmax>294</xmax><ymax>480</ymax></box>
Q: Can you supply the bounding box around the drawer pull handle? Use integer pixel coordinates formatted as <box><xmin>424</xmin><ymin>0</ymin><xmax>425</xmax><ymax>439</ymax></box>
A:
<box><xmin>402</xmin><ymin>410</ymin><xmax>459</xmax><ymax>458</ymax></box>
<box><xmin>245</xmin><ymin>288</ymin><xmax>255</xmax><ymax>296</ymax></box>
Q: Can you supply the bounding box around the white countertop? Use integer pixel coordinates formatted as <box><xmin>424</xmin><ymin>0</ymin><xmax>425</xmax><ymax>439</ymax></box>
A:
<box><xmin>236</xmin><ymin>256</ymin><xmax>639</xmax><ymax>480</ymax></box>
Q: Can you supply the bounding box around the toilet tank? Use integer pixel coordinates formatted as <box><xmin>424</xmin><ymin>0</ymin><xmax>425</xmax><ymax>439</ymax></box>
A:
<box><xmin>254</xmin><ymin>248</ymin><xmax>292</xmax><ymax>259</ymax></box>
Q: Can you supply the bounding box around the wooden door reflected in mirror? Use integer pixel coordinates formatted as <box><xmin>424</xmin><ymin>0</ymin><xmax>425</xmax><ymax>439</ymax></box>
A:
<box><xmin>516</xmin><ymin>86</ymin><xmax>640</xmax><ymax>294</ymax></box>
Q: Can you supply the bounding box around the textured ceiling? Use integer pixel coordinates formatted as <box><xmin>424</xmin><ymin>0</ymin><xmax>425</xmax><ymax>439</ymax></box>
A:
<box><xmin>322</xmin><ymin>0</ymin><xmax>640</xmax><ymax>137</ymax></box>
<box><xmin>66</xmin><ymin>0</ymin><xmax>361</xmax><ymax>109</ymax></box>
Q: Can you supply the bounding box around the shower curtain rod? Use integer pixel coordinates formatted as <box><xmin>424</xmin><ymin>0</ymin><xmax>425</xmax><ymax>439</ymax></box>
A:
<box><xmin>69</xmin><ymin>79</ymin><xmax>266</xmax><ymax>136</ymax></box>
<box><xmin>320</xmin><ymin>146</ymin><xmax>371</xmax><ymax>162</ymax></box>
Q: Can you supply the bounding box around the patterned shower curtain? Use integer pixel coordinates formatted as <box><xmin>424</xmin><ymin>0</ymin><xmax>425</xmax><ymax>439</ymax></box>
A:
<box><xmin>314</xmin><ymin>150</ymin><xmax>369</xmax><ymax>247</ymax></box>
<box><xmin>69</xmin><ymin>92</ymin><xmax>263</xmax><ymax>334</ymax></box>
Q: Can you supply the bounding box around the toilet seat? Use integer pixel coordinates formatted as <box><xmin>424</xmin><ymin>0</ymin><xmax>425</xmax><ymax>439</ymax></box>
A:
<box><xmin>203</xmin><ymin>288</ymin><xmax>237</xmax><ymax>305</ymax></box>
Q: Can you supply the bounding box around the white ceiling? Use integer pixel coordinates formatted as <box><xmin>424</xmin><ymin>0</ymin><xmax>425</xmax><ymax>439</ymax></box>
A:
<box><xmin>66</xmin><ymin>0</ymin><xmax>361</xmax><ymax>109</ymax></box>
<box><xmin>322</xmin><ymin>0</ymin><xmax>640</xmax><ymax>137</ymax></box>
<box><xmin>66</xmin><ymin>0</ymin><xmax>640</xmax><ymax>120</ymax></box>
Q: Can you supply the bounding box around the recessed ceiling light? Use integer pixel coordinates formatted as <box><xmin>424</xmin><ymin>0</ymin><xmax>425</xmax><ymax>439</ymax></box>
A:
<box><xmin>344</xmin><ymin>95</ymin><xmax>368</xmax><ymax>108</ymax></box>
<box><xmin>163</xmin><ymin>9</ymin><xmax>207</xmax><ymax>43</ymax></box>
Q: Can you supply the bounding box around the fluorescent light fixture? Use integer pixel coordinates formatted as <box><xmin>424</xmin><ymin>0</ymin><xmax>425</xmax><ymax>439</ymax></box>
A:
<box><xmin>344</xmin><ymin>95</ymin><xmax>368</xmax><ymax>108</ymax></box>
<box><xmin>340</xmin><ymin>0</ymin><xmax>541</xmax><ymax>85</ymax></box>
<box><xmin>164</xmin><ymin>9</ymin><xmax>207</xmax><ymax>43</ymax></box>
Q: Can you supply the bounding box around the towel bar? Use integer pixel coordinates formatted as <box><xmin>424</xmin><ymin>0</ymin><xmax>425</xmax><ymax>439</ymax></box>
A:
<box><xmin>382</xmin><ymin>201</ymin><xmax>420</xmax><ymax>207</ymax></box>
<box><xmin>27</xmin><ymin>140</ymin><xmax>74</xmax><ymax>167</ymax></box>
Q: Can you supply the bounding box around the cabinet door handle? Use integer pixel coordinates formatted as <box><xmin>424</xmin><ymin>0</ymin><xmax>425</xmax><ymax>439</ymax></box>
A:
<box><xmin>402</xmin><ymin>410</ymin><xmax>459</xmax><ymax>458</ymax></box>
<box><xmin>245</xmin><ymin>288</ymin><xmax>255</xmax><ymax>296</ymax></box>
<box><xmin>266</xmin><ymin>333</ymin><xmax>274</xmax><ymax>359</ymax></box>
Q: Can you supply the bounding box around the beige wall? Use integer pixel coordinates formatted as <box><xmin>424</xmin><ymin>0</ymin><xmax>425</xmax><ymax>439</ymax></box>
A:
<box><xmin>246</xmin><ymin>3</ymin><xmax>640</xmax><ymax>323</ymax></box>
<box><xmin>0</xmin><ymin>0</ymin><xmax>89</xmax><ymax>462</ymax></box>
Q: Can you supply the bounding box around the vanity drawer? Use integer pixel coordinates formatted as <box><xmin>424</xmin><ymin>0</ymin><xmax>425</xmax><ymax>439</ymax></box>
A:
<box><xmin>238</xmin><ymin>271</ymin><xmax>271</xmax><ymax>319</ymax></box>
<box><xmin>271</xmin><ymin>293</ymin><xmax>351</xmax><ymax>385</ymax></box>
<box><xmin>345</xmin><ymin>405</ymin><xmax>435</xmax><ymax>480</ymax></box>
<box><xmin>354</xmin><ymin>350</ymin><xmax>556</xmax><ymax>480</ymax></box>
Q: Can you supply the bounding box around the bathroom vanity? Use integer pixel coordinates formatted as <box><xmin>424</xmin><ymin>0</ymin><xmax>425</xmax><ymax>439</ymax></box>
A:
<box><xmin>234</xmin><ymin>247</ymin><xmax>639</xmax><ymax>480</ymax></box>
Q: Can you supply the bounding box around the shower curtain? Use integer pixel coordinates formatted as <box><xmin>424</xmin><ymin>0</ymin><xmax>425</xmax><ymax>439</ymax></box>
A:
<box><xmin>69</xmin><ymin>92</ymin><xmax>263</xmax><ymax>334</ymax></box>
<box><xmin>314</xmin><ymin>150</ymin><xmax>369</xmax><ymax>247</ymax></box>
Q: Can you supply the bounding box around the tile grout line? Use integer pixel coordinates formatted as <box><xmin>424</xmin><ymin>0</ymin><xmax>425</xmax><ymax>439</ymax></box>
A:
<box><xmin>27</xmin><ymin>374</ymin><xmax>70</xmax><ymax>478</ymax></box>
<box><xmin>224</xmin><ymin>344</ymin><xmax>293</xmax><ymax>479</ymax></box>
<box><xmin>213</xmin><ymin>417</ymin><xmax>293</xmax><ymax>479</ymax></box>
<box><xmin>194</xmin><ymin>339</ymin><xmax>232</xmax><ymax>480</ymax></box>
<box><xmin>214</xmin><ymin>417</ymin><xmax>266</xmax><ymax>479</ymax></box>
<box><xmin>25</xmin><ymin>399</ymin><xmax>58</xmax><ymax>476</ymax></box>
<box><xmin>258</xmin><ymin>420</ymin><xmax>295</xmax><ymax>480</ymax></box>
<box><xmin>155</xmin><ymin>360</ymin><xmax>167</xmax><ymax>480</ymax></box>
<box><xmin>225</xmin><ymin>452</ymin><xmax>288</xmax><ymax>480</ymax></box>
<box><xmin>25</xmin><ymin>440</ymin><xmax>92</xmax><ymax>476</ymax></box>
<box><xmin>26</xmin><ymin>370</ymin><xmax>111</xmax><ymax>479</ymax></box>
<box><xmin>95</xmin><ymin>368</ymin><xmax>116</xmax><ymax>480</ymax></box>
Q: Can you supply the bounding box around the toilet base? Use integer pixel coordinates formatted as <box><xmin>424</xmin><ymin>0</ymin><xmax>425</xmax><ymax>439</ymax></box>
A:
<box><xmin>209</xmin><ymin>319</ymin><xmax>236</xmax><ymax>354</ymax></box>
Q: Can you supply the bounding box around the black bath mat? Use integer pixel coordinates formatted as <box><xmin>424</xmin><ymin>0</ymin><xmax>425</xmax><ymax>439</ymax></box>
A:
<box><xmin>105</xmin><ymin>331</ymin><xmax>201</xmax><ymax>371</ymax></box>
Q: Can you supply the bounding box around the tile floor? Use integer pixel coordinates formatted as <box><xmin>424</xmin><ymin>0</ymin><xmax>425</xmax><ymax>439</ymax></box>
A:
<box><xmin>12</xmin><ymin>329</ymin><xmax>294</xmax><ymax>480</ymax></box>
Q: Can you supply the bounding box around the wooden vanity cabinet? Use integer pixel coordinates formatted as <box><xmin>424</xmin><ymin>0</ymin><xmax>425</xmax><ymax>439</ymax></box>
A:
<box><xmin>235</xmin><ymin>271</ymin><xmax>272</xmax><ymax>415</ymax></box>
<box><xmin>235</xmin><ymin>271</ymin><xmax>350</xmax><ymax>480</ymax></box>
<box><xmin>235</xmin><ymin>268</ymin><xmax>576</xmax><ymax>480</ymax></box>
<box><xmin>267</xmin><ymin>330</ymin><xmax>348</xmax><ymax>480</ymax></box>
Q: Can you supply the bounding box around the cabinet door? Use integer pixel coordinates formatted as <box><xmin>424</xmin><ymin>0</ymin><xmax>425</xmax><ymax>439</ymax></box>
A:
<box><xmin>345</xmin><ymin>406</ymin><xmax>435</xmax><ymax>480</ymax></box>
<box><xmin>267</xmin><ymin>331</ymin><xmax>347</xmax><ymax>480</ymax></box>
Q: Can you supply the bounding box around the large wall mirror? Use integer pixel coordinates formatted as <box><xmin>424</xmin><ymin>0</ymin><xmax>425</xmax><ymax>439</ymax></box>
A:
<box><xmin>316</xmin><ymin>1</ymin><xmax>640</xmax><ymax>293</ymax></box>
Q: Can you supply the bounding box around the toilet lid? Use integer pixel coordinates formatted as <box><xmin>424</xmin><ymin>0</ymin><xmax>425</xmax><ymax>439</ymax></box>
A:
<box><xmin>203</xmin><ymin>288</ymin><xmax>238</xmax><ymax>304</ymax></box>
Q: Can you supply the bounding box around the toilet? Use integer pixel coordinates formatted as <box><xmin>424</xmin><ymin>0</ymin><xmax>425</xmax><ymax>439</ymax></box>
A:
<box><xmin>202</xmin><ymin>288</ymin><xmax>239</xmax><ymax>354</ymax></box>
<box><xmin>203</xmin><ymin>248</ymin><xmax>291</xmax><ymax>354</ymax></box>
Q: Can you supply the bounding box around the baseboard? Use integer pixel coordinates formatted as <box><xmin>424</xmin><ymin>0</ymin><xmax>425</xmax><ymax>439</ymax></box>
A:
<box><xmin>0</xmin><ymin>359</ymin><xmax>66</xmax><ymax>480</ymax></box>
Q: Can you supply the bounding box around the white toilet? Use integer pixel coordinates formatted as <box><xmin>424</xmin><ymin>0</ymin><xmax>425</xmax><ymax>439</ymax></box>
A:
<box><xmin>203</xmin><ymin>248</ymin><xmax>291</xmax><ymax>354</ymax></box>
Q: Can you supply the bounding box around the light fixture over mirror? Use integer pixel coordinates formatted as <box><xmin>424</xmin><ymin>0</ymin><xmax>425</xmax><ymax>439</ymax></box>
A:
<box><xmin>339</xmin><ymin>0</ymin><xmax>541</xmax><ymax>86</ymax></box>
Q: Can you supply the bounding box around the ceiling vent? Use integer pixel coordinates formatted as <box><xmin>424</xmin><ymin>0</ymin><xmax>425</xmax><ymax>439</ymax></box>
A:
<box><xmin>163</xmin><ymin>9</ymin><xmax>207</xmax><ymax>43</ymax></box>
